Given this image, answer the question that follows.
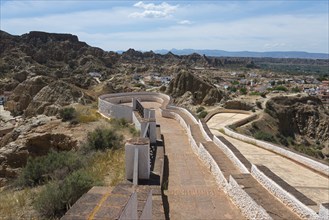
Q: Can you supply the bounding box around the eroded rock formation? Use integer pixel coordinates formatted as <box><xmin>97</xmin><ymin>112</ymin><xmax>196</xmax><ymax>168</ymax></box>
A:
<box><xmin>166</xmin><ymin>71</ymin><xmax>225</xmax><ymax>105</ymax></box>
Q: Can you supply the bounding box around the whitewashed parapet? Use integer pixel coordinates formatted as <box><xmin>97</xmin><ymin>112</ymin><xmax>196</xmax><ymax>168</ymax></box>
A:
<box><xmin>213</xmin><ymin>136</ymin><xmax>249</xmax><ymax>174</ymax></box>
<box><xmin>198</xmin><ymin>119</ymin><xmax>212</xmax><ymax>142</ymax></box>
<box><xmin>319</xmin><ymin>204</ymin><xmax>329</xmax><ymax>220</ymax></box>
<box><xmin>251</xmin><ymin>165</ymin><xmax>318</xmax><ymax>220</ymax></box>
<box><xmin>98</xmin><ymin>97</ymin><xmax>133</xmax><ymax>121</ymax></box>
<box><xmin>227</xmin><ymin>175</ymin><xmax>272</xmax><ymax>220</ymax></box>
<box><xmin>160</xmin><ymin>108</ymin><xmax>174</xmax><ymax>119</ymax></box>
<box><xmin>204</xmin><ymin>108</ymin><xmax>252</xmax><ymax>122</ymax></box>
<box><xmin>169</xmin><ymin>106</ymin><xmax>198</xmax><ymax>125</ymax></box>
<box><xmin>170</xmin><ymin>112</ymin><xmax>189</xmax><ymax>131</ymax></box>
<box><xmin>224</xmin><ymin>126</ymin><xmax>329</xmax><ymax>177</ymax></box>
<box><xmin>140</xmin><ymin>190</ymin><xmax>152</xmax><ymax>220</ymax></box>
<box><xmin>199</xmin><ymin>143</ymin><xmax>228</xmax><ymax>188</ymax></box>
<box><xmin>187</xmin><ymin>125</ymin><xmax>199</xmax><ymax>155</ymax></box>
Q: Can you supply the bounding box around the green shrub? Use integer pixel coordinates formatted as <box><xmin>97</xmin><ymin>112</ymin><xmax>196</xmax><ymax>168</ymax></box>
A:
<box><xmin>276</xmin><ymin>134</ymin><xmax>289</xmax><ymax>146</ymax></box>
<box><xmin>249</xmin><ymin>91</ymin><xmax>261</xmax><ymax>96</ymax></box>
<box><xmin>87</xmin><ymin>127</ymin><xmax>123</xmax><ymax>151</ymax></box>
<box><xmin>34</xmin><ymin>182</ymin><xmax>63</xmax><ymax>217</ymax></box>
<box><xmin>291</xmin><ymin>86</ymin><xmax>301</xmax><ymax>93</ymax></box>
<box><xmin>196</xmin><ymin>106</ymin><xmax>205</xmax><ymax>113</ymax></box>
<box><xmin>198</xmin><ymin>110</ymin><xmax>208</xmax><ymax>119</ymax></box>
<box><xmin>129</xmin><ymin>126</ymin><xmax>140</xmax><ymax>137</ymax></box>
<box><xmin>110</xmin><ymin>118</ymin><xmax>128</xmax><ymax>128</ymax></box>
<box><xmin>34</xmin><ymin>169</ymin><xmax>99</xmax><ymax>218</ymax></box>
<box><xmin>59</xmin><ymin>107</ymin><xmax>77</xmax><ymax>122</ymax></box>
<box><xmin>254</xmin><ymin>131</ymin><xmax>276</xmax><ymax>143</ymax></box>
<box><xmin>227</xmin><ymin>86</ymin><xmax>237</xmax><ymax>93</ymax></box>
<box><xmin>17</xmin><ymin>151</ymin><xmax>84</xmax><ymax>187</ymax></box>
<box><xmin>239</xmin><ymin>87</ymin><xmax>247</xmax><ymax>95</ymax></box>
<box><xmin>273</xmin><ymin>85</ymin><xmax>288</xmax><ymax>92</ymax></box>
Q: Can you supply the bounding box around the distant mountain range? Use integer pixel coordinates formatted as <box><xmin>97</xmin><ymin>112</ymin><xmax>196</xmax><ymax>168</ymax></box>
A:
<box><xmin>153</xmin><ymin>49</ymin><xmax>329</xmax><ymax>59</ymax></box>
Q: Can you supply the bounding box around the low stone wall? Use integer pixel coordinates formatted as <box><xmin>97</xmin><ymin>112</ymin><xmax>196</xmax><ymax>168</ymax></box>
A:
<box><xmin>204</xmin><ymin>108</ymin><xmax>251</xmax><ymax>122</ymax></box>
<box><xmin>198</xmin><ymin>119</ymin><xmax>212</xmax><ymax>142</ymax></box>
<box><xmin>227</xmin><ymin>175</ymin><xmax>272</xmax><ymax>220</ymax></box>
<box><xmin>188</xmin><ymin>126</ymin><xmax>199</xmax><ymax>156</ymax></box>
<box><xmin>199</xmin><ymin>143</ymin><xmax>228</xmax><ymax>188</ymax></box>
<box><xmin>251</xmin><ymin>165</ymin><xmax>318</xmax><ymax>219</ymax></box>
<box><xmin>319</xmin><ymin>204</ymin><xmax>329</xmax><ymax>220</ymax></box>
<box><xmin>229</xmin><ymin>114</ymin><xmax>258</xmax><ymax>129</ymax></box>
<box><xmin>213</xmin><ymin>136</ymin><xmax>250</xmax><ymax>174</ymax></box>
<box><xmin>224</xmin><ymin>126</ymin><xmax>329</xmax><ymax>177</ymax></box>
<box><xmin>169</xmin><ymin>106</ymin><xmax>198</xmax><ymax>124</ymax></box>
<box><xmin>98</xmin><ymin>97</ymin><xmax>133</xmax><ymax>121</ymax></box>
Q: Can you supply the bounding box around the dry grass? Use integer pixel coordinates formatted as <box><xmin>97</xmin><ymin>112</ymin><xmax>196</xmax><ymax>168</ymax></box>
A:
<box><xmin>74</xmin><ymin>104</ymin><xmax>101</xmax><ymax>123</ymax></box>
<box><xmin>0</xmin><ymin>187</ymin><xmax>41</xmax><ymax>220</ymax></box>
<box><xmin>87</xmin><ymin>148</ymin><xmax>125</xmax><ymax>186</ymax></box>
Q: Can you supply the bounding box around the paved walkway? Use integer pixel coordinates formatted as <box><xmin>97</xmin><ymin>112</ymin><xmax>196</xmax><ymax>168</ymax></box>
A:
<box><xmin>143</xmin><ymin>102</ymin><xmax>245</xmax><ymax>220</ymax></box>
<box><xmin>207</xmin><ymin>113</ymin><xmax>329</xmax><ymax>211</ymax></box>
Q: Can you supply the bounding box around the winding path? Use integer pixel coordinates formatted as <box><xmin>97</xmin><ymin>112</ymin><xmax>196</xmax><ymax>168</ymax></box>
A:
<box><xmin>207</xmin><ymin>112</ymin><xmax>329</xmax><ymax>211</ymax></box>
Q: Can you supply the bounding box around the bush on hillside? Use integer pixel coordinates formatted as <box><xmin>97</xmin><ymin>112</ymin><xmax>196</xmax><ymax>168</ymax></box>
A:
<box><xmin>196</xmin><ymin>106</ymin><xmax>205</xmax><ymax>113</ymax></box>
<box><xmin>59</xmin><ymin>107</ymin><xmax>77</xmax><ymax>122</ymax></box>
<box><xmin>17</xmin><ymin>151</ymin><xmax>84</xmax><ymax>187</ymax></box>
<box><xmin>198</xmin><ymin>110</ymin><xmax>208</xmax><ymax>119</ymax></box>
<box><xmin>254</xmin><ymin>131</ymin><xmax>276</xmax><ymax>143</ymax></box>
<box><xmin>34</xmin><ymin>169</ymin><xmax>99</xmax><ymax>217</ymax></box>
<box><xmin>86</xmin><ymin>127</ymin><xmax>123</xmax><ymax>151</ymax></box>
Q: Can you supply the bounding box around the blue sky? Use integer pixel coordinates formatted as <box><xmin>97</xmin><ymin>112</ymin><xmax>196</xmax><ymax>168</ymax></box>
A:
<box><xmin>1</xmin><ymin>0</ymin><xmax>328</xmax><ymax>53</ymax></box>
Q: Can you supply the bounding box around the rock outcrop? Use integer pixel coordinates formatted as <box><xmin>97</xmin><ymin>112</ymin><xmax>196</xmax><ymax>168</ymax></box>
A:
<box><xmin>166</xmin><ymin>71</ymin><xmax>225</xmax><ymax>105</ymax></box>
<box><xmin>224</xmin><ymin>100</ymin><xmax>254</xmax><ymax>111</ymax></box>
<box><xmin>265</xmin><ymin>96</ymin><xmax>329</xmax><ymax>143</ymax></box>
<box><xmin>5</xmin><ymin>76</ymin><xmax>53</xmax><ymax>114</ymax></box>
<box><xmin>0</xmin><ymin>115</ymin><xmax>77</xmax><ymax>182</ymax></box>
<box><xmin>24</xmin><ymin>80</ymin><xmax>94</xmax><ymax>117</ymax></box>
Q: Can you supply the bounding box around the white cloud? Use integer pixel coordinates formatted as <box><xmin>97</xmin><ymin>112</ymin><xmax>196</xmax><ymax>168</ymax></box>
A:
<box><xmin>178</xmin><ymin>20</ymin><xmax>192</xmax><ymax>25</ymax></box>
<box><xmin>1</xmin><ymin>1</ymin><xmax>328</xmax><ymax>53</ymax></box>
<box><xmin>129</xmin><ymin>1</ymin><xmax>178</xmax><ymax>18</ymax></box>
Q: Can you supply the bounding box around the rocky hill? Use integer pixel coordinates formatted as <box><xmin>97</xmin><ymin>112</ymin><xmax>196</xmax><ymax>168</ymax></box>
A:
<box><xmin>0</xmin><ymin>30</ymin><xmax>253</xmax><ymax>117</ymax></box>
<box><xmin>238</xmin><ymin>95</ymin><xmax>329</xmax><ymax>160</ymax></box>
<box><xmin>265</xmin><ymin>96</ymin><xmax>329</xmax><ymax>143</ymax></box>
<box><xmin>166</xmin><ymin>71</ymin><xmax>226</xmax><ymax>105</ymax></box>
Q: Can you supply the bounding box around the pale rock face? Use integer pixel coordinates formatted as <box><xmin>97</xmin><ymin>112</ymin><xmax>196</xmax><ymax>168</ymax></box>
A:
<box><xmin>265</xmin><ymin>96</ymin><xmax>329</xmax><ymax>144</ymax></box>
<box><xmin>166</xmin><ymin>71</ymin><xmax>225</xmax><ymax>105</ymax></box>
<box><xmin>0</xmin><ymin>115</ymin><xmax>77</xmax><ymax>184</ymax></box>
<box><xmin>24</xmin><ymin>80</ymin><xmax>94</xmax><ymax>117</ymax></box>
<box><xmin>5</xmin><ymin>76</ymin><xmax>53</xmax><ymax>114</ymax></box>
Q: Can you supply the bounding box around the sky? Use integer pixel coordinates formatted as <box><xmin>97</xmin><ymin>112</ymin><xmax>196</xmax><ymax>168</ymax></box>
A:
<box><xmin>1</xmin><ymin>0</ymin><xmax>328</xmax><ymax>53</ymax></box>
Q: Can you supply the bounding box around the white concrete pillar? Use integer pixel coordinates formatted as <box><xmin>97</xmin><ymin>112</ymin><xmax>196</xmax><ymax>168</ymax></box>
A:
<box><xmin>149</xmin><ymin>108</ymin><xmax>155</xmax><ymax>118</ymax></box>
<box><xmin>125</xmin><ymin>138</ymin><xmax>150</xmax><ymax>180</ymax></box>
<box><xmin>132</xmin><ymin>98</ymin><xmax>137</xmax><ymax>110</ymax></box>
<box><xmin>149</xmin><ymin>120</ymin><xmax>157</xmax><ymax>144</ymax></box>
